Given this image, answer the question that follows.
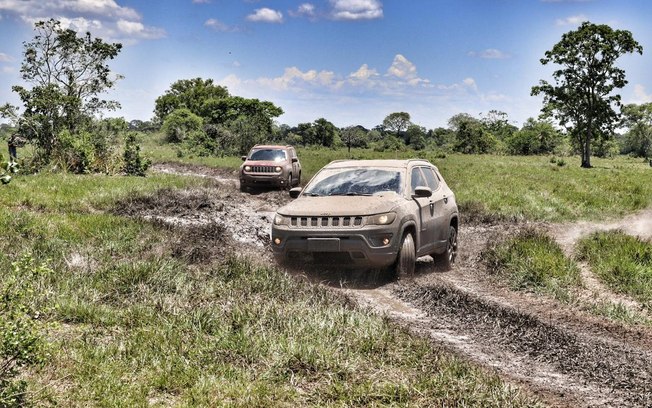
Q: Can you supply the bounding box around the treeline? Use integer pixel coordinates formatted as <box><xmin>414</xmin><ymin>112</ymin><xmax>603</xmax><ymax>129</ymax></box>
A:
<box><xmin>151</xmin><ymin>77</ymin><xmax>652</xmax><ymax>160</ymax></box>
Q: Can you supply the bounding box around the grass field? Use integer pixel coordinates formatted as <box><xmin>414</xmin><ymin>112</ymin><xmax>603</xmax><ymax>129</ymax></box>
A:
<box><xmin>577</xmin><ymin>231</ymin><xmax>652</xmax><ymax>310</ymax></box>
<box><xmin>0</xmin><ymin>170</ymin><xmax>539</xmax><ymax>406</ymax></box>
<box><xmin>140</xmin><ymin>135</ymin><xmax>652</xmax><ymax>223</ymax></box>
<box><xmin>3</xmin><ymin>135</ymin><xmax>651</xmax><ymax>405</ymax></box>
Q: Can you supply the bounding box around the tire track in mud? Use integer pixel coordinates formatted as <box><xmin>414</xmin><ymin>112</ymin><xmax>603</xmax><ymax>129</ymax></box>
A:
<box><xmin>143</xmin><ymin>163</ymin><xmax>652</xmax><ymax>407</ymax></box>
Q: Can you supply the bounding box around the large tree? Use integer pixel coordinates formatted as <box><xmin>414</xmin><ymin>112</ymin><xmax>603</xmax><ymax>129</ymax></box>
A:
<box><xmin>621</xmin><ymin>103</ymin><xmax>652</xmax><ymax>159</ymax></box>
<box><xmin>382</xmin><ymin>112</ymin><xmax>411</xmax><ymax>136</ymax></box>
<box><xmin>154</xmin><ymin>78</ymin><xmax>229</xmax><ymax>121</ymax></box>
<box><xmin>531</xmin><ymin>21</ymin><xmax>642</xmax><ymax>168</ymax></box>
<box><xmin>8</xmin><ymin>19</ymin><xmax>122</xmax><ymax>156</ymax></box>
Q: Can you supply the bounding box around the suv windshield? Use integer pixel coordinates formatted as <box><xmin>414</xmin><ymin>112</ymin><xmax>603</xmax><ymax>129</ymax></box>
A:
<box><xmin>304</xmin><ymin>168</ymin><xmax>403</xmax><ymax>196</ymax></box>
<box><xmin>249</xmin><ymin>149</ymin><xmax>286</xmax><ymax>162</ymax></box>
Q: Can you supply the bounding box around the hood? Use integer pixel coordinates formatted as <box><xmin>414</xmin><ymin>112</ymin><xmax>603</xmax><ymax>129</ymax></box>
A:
<box><xmin>277</xmin><ymin>194</ymin><xmax>404</xmax><ymax>217</ymax></box>
<box><xmin>241</xmin><ymin>160</ymin><xmax>286</xmax><ymax>167</ymax></box>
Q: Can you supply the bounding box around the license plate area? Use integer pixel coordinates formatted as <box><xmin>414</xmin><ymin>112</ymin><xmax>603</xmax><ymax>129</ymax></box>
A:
<box><xmin>308</xmin><ymin>238</ymin><xmax>340</xmax><ymax>252</ymax></box>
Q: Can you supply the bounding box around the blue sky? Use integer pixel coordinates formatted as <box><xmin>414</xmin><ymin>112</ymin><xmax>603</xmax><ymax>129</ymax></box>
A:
<box><xmin>1</xmin><ymin>0</ymin><xmax>651</xmax><ymax>129</ymax></box>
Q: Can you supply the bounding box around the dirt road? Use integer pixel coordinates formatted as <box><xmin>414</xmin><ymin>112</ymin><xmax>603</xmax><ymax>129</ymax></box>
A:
<box><xmin>131</xmin><ymin>162</ymin><xmax>652</xmax><ymax>407</ymax></box>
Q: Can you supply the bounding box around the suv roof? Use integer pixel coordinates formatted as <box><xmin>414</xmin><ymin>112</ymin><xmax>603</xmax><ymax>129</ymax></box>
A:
<box><xmin>324</xmin><ymin>159</ymin><xmax>433</xmax><ymax>169</ymax></box>
<box><xmin>250</xmin><ymin>144</ymin><xmax>293</xmax><ymax>150</ymax></box>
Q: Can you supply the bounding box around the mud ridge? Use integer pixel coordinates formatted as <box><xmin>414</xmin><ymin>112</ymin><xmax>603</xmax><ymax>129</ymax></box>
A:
<box><xmin>395</xmin><ymin>283</ymin><xmax>652</xmax><ymax>406</ymax></box>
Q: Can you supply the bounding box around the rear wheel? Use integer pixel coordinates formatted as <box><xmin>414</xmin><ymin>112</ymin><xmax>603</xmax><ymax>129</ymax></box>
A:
<box><xmin>395</xmin><ymin>232</ymin><xmax>415</xmax><ymax>278</ymax></box>
<box><xmin>435</xmin><ymin>225</ymin><xmax>457</xmax><ymax>270</ymax></box>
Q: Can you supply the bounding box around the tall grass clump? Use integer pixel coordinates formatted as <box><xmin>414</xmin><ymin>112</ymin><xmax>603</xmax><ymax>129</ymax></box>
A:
<box><xmin>576</xmin><ymin>231</ymin><xmax>652</xmax><ymax>310</ymax></box>
<box><xmin>486</xmin><ymin>229</ymin><xmax>581</xmax><ymax>301</ymax></box>
<box><xmin>0</xmin><ymin>255</ymin><xmax>51</xmax><ymax>407</ymax></box>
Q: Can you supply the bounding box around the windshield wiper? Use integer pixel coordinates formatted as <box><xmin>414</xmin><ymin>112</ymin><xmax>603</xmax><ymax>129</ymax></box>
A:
<box><xmin>328</xmin><ymin>192</ymin><xmax>371</xmax><ymax>196</ymax></box>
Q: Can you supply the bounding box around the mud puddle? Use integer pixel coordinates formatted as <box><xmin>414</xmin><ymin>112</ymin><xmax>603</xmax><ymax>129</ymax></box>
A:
<box><xmin>125</xmin><ymin>163</ymin><xmax>652</xmax><ymax>407</ymax></box>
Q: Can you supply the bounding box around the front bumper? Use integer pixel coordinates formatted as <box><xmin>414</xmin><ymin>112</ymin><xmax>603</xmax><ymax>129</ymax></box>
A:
<box><xmin>271</xmin><ymin>225</ymin><xmax>399</xmax><ymax>268</ymax></box>
<box><xmin>240</xmin><ymin>172</ymin><xmax>288</xmax><ymax>187</ymax></box>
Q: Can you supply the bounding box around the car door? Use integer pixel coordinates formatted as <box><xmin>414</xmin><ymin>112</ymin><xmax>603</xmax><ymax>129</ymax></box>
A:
<box><xmin>422</xmin><ymin>166</ymin><xmax>448</xmax><ymax>247</ymax></box>
<box><xmin>410</xmin><ymin>166</ymin><xmax>437</xmax><ymax>254</ymax></box>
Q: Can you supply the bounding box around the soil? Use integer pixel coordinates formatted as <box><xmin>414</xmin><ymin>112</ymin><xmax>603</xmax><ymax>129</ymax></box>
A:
<box><xmin>118</xmin><ymin>162</ymin><xmax>652</xmax><ymax>407</ymax></box>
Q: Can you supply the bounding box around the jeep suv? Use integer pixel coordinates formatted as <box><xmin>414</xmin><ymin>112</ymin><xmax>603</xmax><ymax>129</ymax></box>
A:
<box><xmin>239</xmin><ymin>145</ymin><xmax>301</xmax><ymax>191</ymax></box>
<box><xmin>271</xmin><ymin>159</ymin><xmax>458</xmax><ymax>274</ymax></box>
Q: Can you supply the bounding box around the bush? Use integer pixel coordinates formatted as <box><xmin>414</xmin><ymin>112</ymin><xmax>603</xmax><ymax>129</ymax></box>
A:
<box><xmin>0</xmin><ymin>255</ymin><xmax>50</xmax><ymax>407</ymax></box>
<box><xmin>162</xmin><ymin>108</ymin><xmax>203</xmax><ymax>143</ymax></box>
<box><xmin>123</xmin><ymin>133</ymin><xmax>151</xmax><ymax>176</ymax></box>
<box><xmin>52</xmin><ymin>129</ymin><xmax>96</xmax><ymax>173</ymax></box>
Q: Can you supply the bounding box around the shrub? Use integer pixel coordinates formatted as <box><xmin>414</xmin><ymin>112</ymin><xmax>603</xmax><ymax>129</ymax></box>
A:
<box><xmin>123</xmin><ymin>133</ymin><xmax>151</xmax><ymax>176</ymax></box>
<box><xmin>162</xmin><ymin>108</ymin><xmax>203</xmax><ymax>143</ymax></box>
<box><xmin>0</xmin><ymin>255</ymin><xmax>50</xmax><ymax>407</ymax></box>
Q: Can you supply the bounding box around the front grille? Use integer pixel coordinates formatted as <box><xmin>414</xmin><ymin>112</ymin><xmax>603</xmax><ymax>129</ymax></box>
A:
<box><xmin>290</xmin><ymin>216</ymin><xmax>364</xmax><ymax>228</ymax></box>
<box><xmin>249</xmin><ymin>166</ymin><xmax>278</xmax><ymax>173</ymax></box>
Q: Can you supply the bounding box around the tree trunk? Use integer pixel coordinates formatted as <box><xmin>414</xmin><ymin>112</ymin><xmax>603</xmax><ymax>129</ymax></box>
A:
<box><xmin>581</xmin><ymin>122</ymin><xmax>592</xmax><ymax>168</ymax></box>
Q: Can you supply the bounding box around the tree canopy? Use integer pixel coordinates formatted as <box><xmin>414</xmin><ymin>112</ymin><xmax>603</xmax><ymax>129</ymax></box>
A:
<box><xmin>531</xmin><ymin>21</ymin><xmax>642</xmax><ymax>168</ymax></box>
<box><xmin>8</xmin><ymin>19</ymin><xmax>123</xmax><ymax>156</ymax></box>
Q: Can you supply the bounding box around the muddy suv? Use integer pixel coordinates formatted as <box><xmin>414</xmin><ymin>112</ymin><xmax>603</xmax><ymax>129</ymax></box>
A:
<box><xmin>271</xmin><ymin>159</ymin><xmax>459</xmax><ymax>274</ymax></box>
<box><xmin>239</xmin><ymin>145</ymin><xmax>301</xmax><ymax>191</ymax></box>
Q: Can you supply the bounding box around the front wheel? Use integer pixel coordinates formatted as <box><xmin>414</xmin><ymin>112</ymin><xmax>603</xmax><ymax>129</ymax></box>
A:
<box><xmin>395</xmin><ymin>233</ymin><xmax>416</xmax><ymax>278</ymax></box>
<box><xmin>435</xmin><ymin>225</ymin><xmax>457</xmax><ymax>270</ymax></box>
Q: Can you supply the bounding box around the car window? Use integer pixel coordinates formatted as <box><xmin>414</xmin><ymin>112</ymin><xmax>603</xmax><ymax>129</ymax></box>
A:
<box><xmin>410</xmin><ymin>167</ymin><xmax>427</xmax><ymax>194</ymax></box>
<box><xmin>249</xmin><ymin>149</ymin><xmax>286</xmax><ymax>162</ymax></box>
<box><xmin>304</xmin><ymin>168</ymin><xmax>403</xmax><ymax>196</ymax></box>
<box><xmin>422</xmin><ymin>167</ymin><xmax>440</xmax><ymax>191</ymax></box>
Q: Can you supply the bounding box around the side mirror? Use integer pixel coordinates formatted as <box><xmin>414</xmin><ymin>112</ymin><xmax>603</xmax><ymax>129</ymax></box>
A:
<box><xmin>241</xmin><ymin>156</ymin><xmax>247</xmax><ymax>161</ymax></box>
<box><xmin>289</xmin><ymin>187</ymin><xmax>302</xmax><ymax>199</ymax></box>
<box><xmin>413</xmin><ymin>186</ymin><xmax>432</xmax><ymax>198</ymax></box>
<box><xmin>292</xmin><ymin>157</ymin><xmax>298</xmax><ymax>163</ymax></box>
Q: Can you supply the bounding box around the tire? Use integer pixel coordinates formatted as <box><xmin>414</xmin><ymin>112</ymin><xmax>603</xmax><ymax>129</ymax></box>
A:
<box><xmin>239</xmin><ymin>183</ymin><xmax>247</xmax><ymax>192</ymax></box>
<box><xmin>286</xmin><ymin>174</ymin><xmax>292</xmax><ymax>190</ymax></box>
<box><xmin>435</xmin><ymin>225</ymin><xmax>458</xmax><ymax>270</ymax></box>
<box><xmin>295</xmin><ymin>172</ymin><xmax>301</xmax><ymax>186</ymax></box>
<box><xmin>395</xmin><ymin>232</ymin><xmax>416</xmax><ymax>278</ymax></box>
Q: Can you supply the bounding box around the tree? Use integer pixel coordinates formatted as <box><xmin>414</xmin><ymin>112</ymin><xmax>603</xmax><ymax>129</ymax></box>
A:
<box><xmin>532</xmin><ymin>21</ymin><xmax>642</xmax><ymax>168</ymax></box>
<box><xmin>621</xmin><ymin>103</ymin><xmax>652</xmax><ymax>159</ymax></box>
<box><xmin>448</xmin><ymin>113</ymin><xmax>497</xmax><ymax>154</ymax></box>
<box><xmin>341</xmin><ymin>125</ymin><xmax>369</xmax><ymax>152</ymax></box>
<box><xmin>10</xmin><ymin>19</ymin><xmax>122</xmax><ymax>156</ymax></box>
<box><xmin>405</xmin><ymin>124</ymin><xmax>427</xmax><ymax>150</ymax></box>
<box><xmin>312</xmin><ymin>118</ymin><xmax>339</xmax><ymax>147</ymax></box>
<box><xmin>161</xmin><ymin>108</ymin><xmax>203</xmax><ymax>143</ymax></box>
<box><xmin>154</xmin><ymin>78</ymin><xmax>229</xmax><ymax>121</ymax></box>
<box><xmin>382</xmin><ymin>112</ymin><xmax>411</xmax><ymax>136</ymax></box>
<box><xmin>505</xmin><ymin>118</ymin><xmax>564</xmax><ymax>155</ymax></box>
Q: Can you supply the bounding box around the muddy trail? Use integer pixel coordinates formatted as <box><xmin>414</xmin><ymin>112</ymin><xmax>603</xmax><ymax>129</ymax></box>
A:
<box><xmin>120</xmin><ymin>162</ymin><xmax>652</xmax><ymax>407</ymax></box>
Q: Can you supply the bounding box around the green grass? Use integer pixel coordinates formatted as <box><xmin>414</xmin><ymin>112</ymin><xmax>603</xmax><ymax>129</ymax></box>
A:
<box><xmin>576</xmin><ymin>231</ymin><xmax>652</xmax><ymax>310</ymax></box>
<box><xmin>141</xmin><ymin>136</ymin><xmax>652</xmax><ymax>222</ymax></box>
<box><xmin>486</xmin><ymin>229</ymin><xmax>582</xmax><ymax>302</ymax></box>
<box><xmin>0</xmin><ymin>172</ymin><xmax>539</xmax><ymax>406</ymax></box>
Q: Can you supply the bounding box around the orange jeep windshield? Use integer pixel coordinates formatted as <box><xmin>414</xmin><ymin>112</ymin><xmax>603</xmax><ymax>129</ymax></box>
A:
<box><xmin>249</xmin><ymin>149</ymin><xmax>286</xmax><ymax>162</ymax></box>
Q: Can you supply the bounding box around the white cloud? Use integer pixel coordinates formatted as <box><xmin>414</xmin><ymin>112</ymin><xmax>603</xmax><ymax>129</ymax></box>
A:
<box><xmin>349</xmin><ymin>64</ymin><xmax>378</xmax><ymax>81</ymax></box>
<box><xmin>329</xmin><ymin>0</ymin><xmax>383</xmax><ymax>21</ymax></box>
<box><xmin>192</xmin><ymin>0</ymin><xmax>211</xmax><ymax>3</ymax></box>
<box><xmin>290</xmin><ymin>3</ymin><xmax>317</xmax><ymax>19</ymax></box>
<box><xmin>205</xmin><ymin>18</ymin><xmax>238</xmax><ymax>32</ymax></box>
<box><xmin>468</xmin><ymin>48</ymin><xmax>511</xmax><ymax>59</ymax></box>
<box><xmin>631</xmin><ymin>84</ymin><xmax>652</xmax><ymax>104</ymax></box>
<box><xmin>555</xmin><ymin>14</ymin><xmax>588</xmax><ymax>26</ymax></box>
<box><xmin>246</xmin><ymin>8</ymin><xmax>284</xmax><ymax>23</ymax></box>
<box><xmin>0</xmin><ymin>0</ymin><xmax>165</xmax><ymax>43</ymax></box>
<box><xmin>0</xmin><ymin>53</ymin><xmax>14</xmax><ymax>62</ymax></box>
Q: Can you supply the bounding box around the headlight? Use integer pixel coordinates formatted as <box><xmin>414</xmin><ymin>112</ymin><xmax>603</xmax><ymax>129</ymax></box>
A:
<box><xmin>368</xmin><ymin>212</ymin><xmax>396</xmax><ymax>225</ymax></box>
<box><xmin>275</xmin><ymin>166</ymin><xmax>282</xmax><ymax>172</ymax></box>
<box><xmin>244</xmin><ymin>165</ymin><xmax>251</xmax><ymax>172</ymax></box>
<box><xmin>274</xmin><ymin>214</ymin><xmax>287</xmax><ymax>225</ymax></box>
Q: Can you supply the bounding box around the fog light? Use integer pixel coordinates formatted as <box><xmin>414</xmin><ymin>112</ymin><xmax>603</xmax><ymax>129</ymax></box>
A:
<box><xmin>274</xmin><ymin>237</ymin><xmax>281</xmax><ymax>245</ymax></box>
<box><xmin>382</xmin><ymin>237</ymin><xmax>390</xmax><ymax>246</ymax></box>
